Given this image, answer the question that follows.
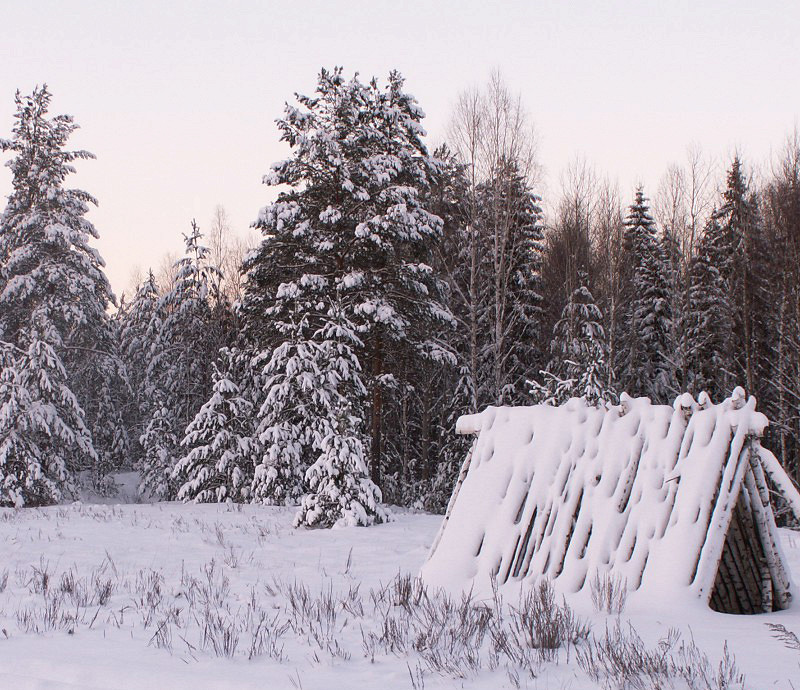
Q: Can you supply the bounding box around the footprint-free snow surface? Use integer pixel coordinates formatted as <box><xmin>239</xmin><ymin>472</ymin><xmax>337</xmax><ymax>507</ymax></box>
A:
<box><xmin>1</xmin><ymin>500</ymin><xmax>800</xmax><ymax>687</ymax></box>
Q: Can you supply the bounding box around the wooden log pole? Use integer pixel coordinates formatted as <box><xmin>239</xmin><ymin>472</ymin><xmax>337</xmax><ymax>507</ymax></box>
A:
<box><xmin>747</xmin><ymin>444</ymin><xmax>792</xmax><ymax>609</ymax></box>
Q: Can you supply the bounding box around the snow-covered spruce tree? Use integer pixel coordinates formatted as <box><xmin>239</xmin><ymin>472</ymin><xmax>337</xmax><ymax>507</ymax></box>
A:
<box><xmin>0</xmin><ymin>335</ymin><xmax>95</xmax><ymax>506</ymax></box>
<box><xmin>173</xmin><ymin>348</ymin><xmax>257</xmax><ymax>504</ymax></box>
<box><xmin>295</xmin><ymin>303</ymin><xmax>387</xmax><ymax>527</ymax></box>
<box><xmin>617</xmin><ymin>188</ymin><xmax>676</xmax><ymax>401</ymax></box>
<box><xmin>684</xmin><ymin>212</ymin><xmax>735</xmax><ymax>399</ymax></box>
<box><xmin>247</xmin><ymin>265</ymin><xmax>386</xmax><ymax>522</ymax></box>
<box><xmin>296</xmin><ymin>397</ymin><xmax>385</xmax><ymax>527</ymax></box>
<box><xmin>530</xmin><ymin>275</ymin><xmax>615</xmax><ymax>407</ymax></box>
<box><xmin>139</xmin><ymin>223</ymin><xmax>221</xmax><ymax>499</ymax></box>
<box><xmin>714</xmin><ymin>157</ymin><xmax>771</xmax><ymax>397</ymax></box>
<box><xmin>0</xmin><ymin>86</ymin><xmax>118</xmax><ymax>496</ymax></box>
<box><xmin>119</xmin><ymin>270</ymin><xmax>161</xmax><ymax>466</ymax></box>
<box><xmin>661</xmin><ymin>225</ymin><xmax>688</xmax><ymax>393</ymax></box>
<box><xmin>682</xmin><ymin>160</ymin><xmax>769</xmax><ymax>404</ymax></box>
<box><xmin>246</xmin><ymin>68</ymin><xmax>454</xmax><ymax>502</ymax></box>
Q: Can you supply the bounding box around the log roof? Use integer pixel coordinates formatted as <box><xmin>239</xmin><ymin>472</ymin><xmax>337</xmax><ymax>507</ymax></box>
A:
<box><xmin>421</xmin><ymin>388</ymin><xmax>798</xmax><ymax>614</ymax></box>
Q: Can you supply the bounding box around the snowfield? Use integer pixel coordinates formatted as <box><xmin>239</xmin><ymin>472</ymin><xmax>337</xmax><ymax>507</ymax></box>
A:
<box><xmin>1</xmin><ymin>496</ymin><xmax>800</xmax><ymax>689</ymax></box>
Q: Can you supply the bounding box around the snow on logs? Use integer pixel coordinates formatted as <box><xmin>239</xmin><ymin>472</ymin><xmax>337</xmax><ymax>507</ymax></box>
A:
<box><xmin>421</xmin><ymin>389</ymin><xmax>798</xmax><ymax>614</ymax></box>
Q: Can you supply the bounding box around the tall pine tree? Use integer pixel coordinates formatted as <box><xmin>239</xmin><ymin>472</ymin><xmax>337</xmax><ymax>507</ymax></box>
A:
<box><xmin>243</xmin><ymin>67</ymin><xmax>453</xmax><ymax>512</ymax></box>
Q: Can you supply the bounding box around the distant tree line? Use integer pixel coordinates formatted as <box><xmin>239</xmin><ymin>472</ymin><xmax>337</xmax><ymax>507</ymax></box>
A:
<box><xmin>1</xmin><ymin>75</ymin><xmax>798</xmax><ymax>524</ymax></box>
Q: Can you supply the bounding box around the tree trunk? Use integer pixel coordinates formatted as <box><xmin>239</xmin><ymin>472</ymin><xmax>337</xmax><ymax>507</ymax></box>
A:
<box><xmin>421</xmin><ymin>383</ymin><xmax>431</xmax><ymax>480</ymax></box>
<box><xmin>777</xmin><ymin>279</ymin><xmax>788</xmax><ymax>472</ymax></box>
<box><xmin>370</xmin><ymin>336</ymin><xmax>383</xmax><ymax>488</ymax></box>
<box><xmin>469</xmin><ymin>224</ymin><xmax>480</xmax><ymax>411</ymax></box>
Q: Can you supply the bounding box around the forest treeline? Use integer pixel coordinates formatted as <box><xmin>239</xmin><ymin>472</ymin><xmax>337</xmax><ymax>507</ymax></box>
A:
<box><xmin>1</xmin><ymin>72</ymin><xmax>798</xmax><ymax>526</ymax></box>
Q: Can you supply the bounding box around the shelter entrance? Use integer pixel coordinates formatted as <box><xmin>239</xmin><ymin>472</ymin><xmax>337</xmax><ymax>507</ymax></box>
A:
<box><xmin>710</xmin><ymin>489</ymin><xmax>786</xmax><ymax>614</ymax></box>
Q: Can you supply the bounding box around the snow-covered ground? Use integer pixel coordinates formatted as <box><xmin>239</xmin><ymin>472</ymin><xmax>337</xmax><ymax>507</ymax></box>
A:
<box><xmin>1</xmin><ymin>497</ymin><xmax>800</xmax><ymax>689</ymax></box>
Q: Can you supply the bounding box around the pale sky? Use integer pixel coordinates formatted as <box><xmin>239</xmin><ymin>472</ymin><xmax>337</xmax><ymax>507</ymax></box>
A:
<box><xmin>1</xmin><ymin>0</ymin><xmax>798</xmax><ymax>298</ymax></box>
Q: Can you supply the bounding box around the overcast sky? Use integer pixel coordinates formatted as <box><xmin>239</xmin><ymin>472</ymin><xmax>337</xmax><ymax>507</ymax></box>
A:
<box><xmin>1</xmin><ymin>0</ymin><xmax>798</xmax><ymax>297</ymax></box>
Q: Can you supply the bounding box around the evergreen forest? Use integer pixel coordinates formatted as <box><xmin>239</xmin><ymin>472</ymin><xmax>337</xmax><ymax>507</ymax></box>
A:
<box><xmin>2</xmin><ymin>72</ymin><xmax>799</xmax><ymax>526</ymax></box>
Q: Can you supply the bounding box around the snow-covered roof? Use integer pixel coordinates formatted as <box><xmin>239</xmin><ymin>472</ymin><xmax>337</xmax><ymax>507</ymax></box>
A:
<box><xmin>422</xmin><ymin>389</ymin><xmax>799</xmax><ymax>614</ymax></box>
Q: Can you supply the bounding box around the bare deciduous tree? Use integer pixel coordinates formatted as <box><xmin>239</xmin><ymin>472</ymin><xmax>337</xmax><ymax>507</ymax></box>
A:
<box><xmin>156</xmin><ymin>250</ymin><xmax>179</xmax><ymax>299</ymax></box>
<box><xmin>207</xmin><ymin>205</ymin><xmax>256</xmax><ymax>306</ymax></box>
<box><xmin>447</xmin><ymin>70</ymin><xmax>542</xmax><ymax>406</ymax></box>
<box><xmin>655</xmin><ymin>144</ymin><xmax>716</xmax><ymax>263</ymax></box>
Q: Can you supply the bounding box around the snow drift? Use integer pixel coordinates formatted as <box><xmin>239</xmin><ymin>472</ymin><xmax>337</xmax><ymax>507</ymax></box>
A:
<box><xmin>422</xmin><ymin>388</ymin><xmax>800</xmax><ymax>614</ymax></box>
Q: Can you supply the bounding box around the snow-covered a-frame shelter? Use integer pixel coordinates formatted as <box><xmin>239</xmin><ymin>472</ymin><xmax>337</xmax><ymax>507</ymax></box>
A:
<box><xmin>421</xmin><ymin>388</ymin><xmax>800</xmax><ymax>614</ymax></box>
